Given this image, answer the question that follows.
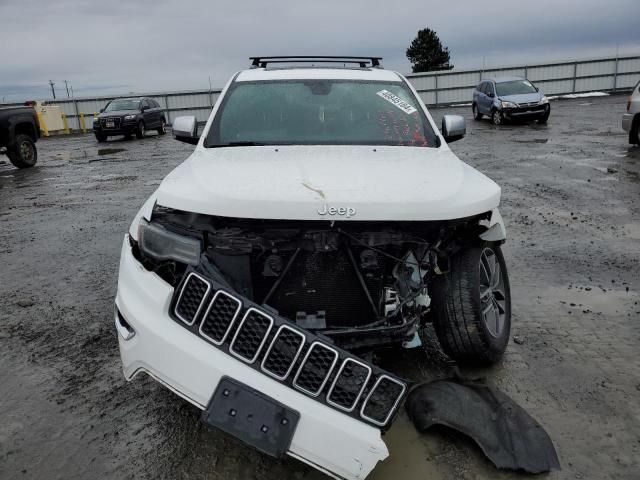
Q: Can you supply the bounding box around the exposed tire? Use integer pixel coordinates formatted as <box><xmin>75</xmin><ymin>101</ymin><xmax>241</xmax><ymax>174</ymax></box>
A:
<box><xmin>95</xmin><ymin>133</ymin><xmax>107</xmax><ymax>143</ymax></box>
<box><xmin>491</xmin><ymin>109</ymin><xmax>503</xmax><ymax>126</ymax></box>
<box><xmin>431</xmin><ymin>243</ymin><xmax>511</xmax><ymax>364</ymax></box>
<box><xmin>472</xmin><ymin>104</ymin><xmax>483</xmax><ymax>120</ymax></box>
<box><xmin>7</xmin><ymin>134</ymin><xmax>37</xmax><ymax>168</ymax></box>
<box><xmin>157</xmin><ymin>118</ymin><xmax>166</xmax><ymax>135</ymax></box>
<box><xmin>136</xmin><ymin>122</ymin><xmax>145</xmax><ymax>139</ymax></box>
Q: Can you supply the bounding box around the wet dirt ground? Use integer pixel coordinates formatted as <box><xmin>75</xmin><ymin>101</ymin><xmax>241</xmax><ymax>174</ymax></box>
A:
<box><xmin>1</xmin><ymin>95</ymin><xmax>639</xmax><ymax>480</ymax></box>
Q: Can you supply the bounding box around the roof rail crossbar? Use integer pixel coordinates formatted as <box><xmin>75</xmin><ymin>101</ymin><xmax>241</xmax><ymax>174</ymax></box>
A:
<box><xmin>250</xmin><ymin>56</ymin><xmax>383</xmax><ymax>69</ymax></box>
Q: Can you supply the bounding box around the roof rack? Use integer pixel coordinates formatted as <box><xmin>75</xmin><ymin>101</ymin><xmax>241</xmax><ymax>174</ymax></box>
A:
<box><xmin>249</xmin><ymin>56</ymin><xmax>383</xmax><ymax>69</ymax></box>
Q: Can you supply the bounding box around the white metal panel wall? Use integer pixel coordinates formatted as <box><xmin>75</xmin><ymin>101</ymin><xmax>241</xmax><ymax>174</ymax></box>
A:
<box><xmin>482</xmin><ymin>68</ymin><xmax>526</xmax><ymax>79</ymax></box>
<box><xmin>417</xmin><ymin>91</ymin><xmax>436</xmax><ymax>105</ymax></box>
<box><xmin>617</xmin><ymin>73</ymin><xmax>640</xmax><ymax>89</ymax></box>
<box><xmin>527</xmin><ymin>64</ymin><xmax>575</xmax><ymax>82</ymax></box>
<box><xmin>437</xmin><ymin>89</ymin><xmax>474</xmax><ymax>104</ymax></box>
<box><xmin>168</xmin><ymin>93</ymin><xmax>212</xmax><ymax>109</ymax></box>
<box><xmin>534</xmin><ymin>79</ymin><xmax>574</xmax><ymax>95</ymax></box>
<box><xmin>618</xmin><ymin>58</ymin><xmax>640</xmax><ymax>74</ymax></box>
<box><xmin>575</xmin><ymin>76</ymin><xmax>614</xmax><ymax>92</ymax></box>
<box><xmin>407</xmin><ymin>75</ymin><xmax>435</xmax><ymax>91</ymax></box>
<box><xmin>577</xmin><ymin>61</ymin><xmax>615</xmax><ymax>77</ymax></box>
<box><xmin>436</xmin><ymin>72</ymin><xmax>479</xmax><ymax>89</ymax></box>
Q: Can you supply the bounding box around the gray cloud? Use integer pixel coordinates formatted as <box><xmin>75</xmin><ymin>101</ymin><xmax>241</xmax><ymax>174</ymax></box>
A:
<box><xmin>0</xmin><ymin>0</ymin><xmax>638</xmax><ymax>101</ymax></box>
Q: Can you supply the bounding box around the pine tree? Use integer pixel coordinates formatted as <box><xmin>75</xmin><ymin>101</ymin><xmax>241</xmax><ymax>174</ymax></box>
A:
<box><xmin>406</xmin><ymin>28</ymin><xmax>454</xmax><ymax>73</ymax></box>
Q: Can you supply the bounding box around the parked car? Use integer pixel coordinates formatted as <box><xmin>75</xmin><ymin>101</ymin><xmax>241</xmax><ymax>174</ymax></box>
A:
<box><xmin>114</xmin><ymin>56</ymin><xmax>510</xmax><ymax>480</ymax></box>
<box><xmin>622</xmin><ymin>79</ymin><xmax>640</xmax><ymax>145</ymax></box>
<box><xmin>0</xmin><ymin>105</ymin><xmax>40</xmax><ymax>168</ymax></box>
<box><xmin>472</xmin><ymin>76</ymin><xmax>550</xmax><ymax>125</ymax></box>
<box><xmin>93</xmin><ymin>97</ymin><xmax>166</xmax><ymax>142</ymax></box>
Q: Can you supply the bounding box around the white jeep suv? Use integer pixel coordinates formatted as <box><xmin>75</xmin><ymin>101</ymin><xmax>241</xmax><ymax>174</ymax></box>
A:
<box><xmin>115</xmin><ymin>56</ymin><xmax>511</xmax><ymax>480</ymax></box>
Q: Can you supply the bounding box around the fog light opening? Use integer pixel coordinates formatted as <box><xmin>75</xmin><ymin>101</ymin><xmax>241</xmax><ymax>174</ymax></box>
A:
<box><xmin>115</xmin><ymin>308</ymin><xmax>136</xmax><ymax>340</ymax></box>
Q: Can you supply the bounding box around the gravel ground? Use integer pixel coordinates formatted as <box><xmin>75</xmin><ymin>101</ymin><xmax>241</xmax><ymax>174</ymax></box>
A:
<box><xmin>1</xmin><ymin>95</ymin><xmax>639</xmax><ymax>480</ymax></box>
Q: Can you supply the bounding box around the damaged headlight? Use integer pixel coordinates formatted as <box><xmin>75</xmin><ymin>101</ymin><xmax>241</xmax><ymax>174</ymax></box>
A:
<box><xmin>138</xmin><ymin>219</ymin><xmax>201</xmax><ymax>266</ymax></box>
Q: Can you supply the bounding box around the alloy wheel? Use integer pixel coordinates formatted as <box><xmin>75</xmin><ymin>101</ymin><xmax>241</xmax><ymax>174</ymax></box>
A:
<box><xmin>19</xmin><ymin>141</ymin><xmax>34</xmax><ymax>163</ymax></box>
<box><xmin>479</xmin><ymin>247</ymin><xmax>507</xmax><ymax>337</ymax></box>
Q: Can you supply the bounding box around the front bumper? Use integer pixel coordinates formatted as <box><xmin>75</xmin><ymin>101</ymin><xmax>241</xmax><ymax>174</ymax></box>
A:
<box><xmin>93</xmin><ymin>119</ymin><xmax>138</xmax><ymax>136</ymax></box>
<box><xmin>115</xmin><ymin>237</ymin><xmax>393</xmax><ymax>479</ymax></box>
<box><xmin>622</xmin><ymin>113</ymin><xmax>633</xmax><ymax>133</ymax></box>
<box><xmin>503</xmin><ymin>103</ymin><xmax>550</xmax><ymax>120</ymax></box>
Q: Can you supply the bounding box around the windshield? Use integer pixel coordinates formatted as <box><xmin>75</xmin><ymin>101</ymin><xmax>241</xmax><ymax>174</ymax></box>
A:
<box><xmin>105</xmin><ymin>100</ymin><xmax>140</xmax><ymax>112</ymax></box>
<box><xmin>495</xmin><ymin>80</ymin><xmax>537</xmax><ymax>97</ymax></box>
<box><xmin>205</xmin><ymin>80</ymin><xmax>438</xmax><ymax>148</ymax></box>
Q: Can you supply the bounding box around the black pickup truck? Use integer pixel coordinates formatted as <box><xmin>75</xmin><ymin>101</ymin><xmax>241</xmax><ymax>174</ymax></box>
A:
<box><xmin>0</xmin><ymin>106</ymin><xmax>40</xmax><ymax>168</ymax></box>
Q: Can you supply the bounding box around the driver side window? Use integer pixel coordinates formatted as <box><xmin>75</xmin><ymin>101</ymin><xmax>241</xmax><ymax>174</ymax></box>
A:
<box><xmin>486</xmin><ymin>83</ymin><xmax>495</xmax><ymax>96</ymax></box>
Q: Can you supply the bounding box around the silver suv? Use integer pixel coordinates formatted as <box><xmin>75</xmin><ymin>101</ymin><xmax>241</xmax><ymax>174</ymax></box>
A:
<box><xmin>622</xmin><ymin>79</ymin><xmax>640</xmax><ymax>145</ymax></box>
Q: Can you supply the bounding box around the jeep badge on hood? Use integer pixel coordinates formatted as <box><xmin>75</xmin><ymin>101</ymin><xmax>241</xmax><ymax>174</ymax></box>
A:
<box><xmin>317</xmin><ymin>204</ymin><xmax>357</xmax><ymax>218</ymax></box>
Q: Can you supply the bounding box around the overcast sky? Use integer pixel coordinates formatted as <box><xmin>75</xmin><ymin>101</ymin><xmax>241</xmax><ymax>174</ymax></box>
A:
<box><xmin>1</xmin><ymin>0</ymin><xmax>639</xmax><ymax>102</ymax></box>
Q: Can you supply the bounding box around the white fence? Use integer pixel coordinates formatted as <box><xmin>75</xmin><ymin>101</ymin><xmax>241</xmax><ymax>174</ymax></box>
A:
<box><xmin>3</xmin><ymin>54</ymin><xmax>639</xmax><ymax>131</ymax></box>
<box><xmin>407</xmin><ymin>55</ymin><xmax>640</xmax><ymax>105</ymax></box>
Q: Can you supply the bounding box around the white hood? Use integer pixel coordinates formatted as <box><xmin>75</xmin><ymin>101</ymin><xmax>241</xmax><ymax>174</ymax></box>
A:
<box><xmin>156</xmin><ymin>145</ymin><xmax>500</xmax><ymax>221</ymax></box>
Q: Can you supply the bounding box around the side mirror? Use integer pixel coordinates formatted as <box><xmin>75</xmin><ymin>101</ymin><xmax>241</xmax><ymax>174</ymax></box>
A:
<box><xmin>99</xmin><ymin>108</ymin><xmax>105</xmax><ymax>113</ymax></box>
<box><xmin>172</xmin><ymin>116</ymin><xmax>199</xmax><ymax>145</ymax></box>
<box><xmin>487</xmin><ymin>92</ymin><xmax>495</xmax><ymax>98</ymax></box>
<box><xmin>441</xmin><ymin>115</ymin><xmax>466</xmax><ymax>143</ymax></box>
<box><xmin>141</xmin><ymin>105</ymin><xmax>148</xmax><ymax>112</ymax></box>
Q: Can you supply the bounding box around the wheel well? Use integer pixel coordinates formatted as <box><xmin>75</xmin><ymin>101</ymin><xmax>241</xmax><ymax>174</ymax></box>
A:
<box><xmin>15</xmin><ymin>122</ymin><xmax>36</xmax><ymax>141</ymax></box>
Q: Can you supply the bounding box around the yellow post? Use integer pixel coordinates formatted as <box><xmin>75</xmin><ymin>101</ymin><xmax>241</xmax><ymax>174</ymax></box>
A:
<box><xmin>37</xmin><ymin>112</ymin><xmax>49</xmax><ymax>137</ymax></box>
<box><xmin>61</xmin><ymin>113</ymin><xmax>70</xmax><ymax>134</ymax></box>
<box><xmin>80</xmin><ymin>112</ymin><xmax>86</xmax><ymax>133</ymax></box>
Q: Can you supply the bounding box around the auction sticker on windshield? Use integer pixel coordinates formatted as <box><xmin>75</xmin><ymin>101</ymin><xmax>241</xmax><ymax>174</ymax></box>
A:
<box><xmin>376</xmin><ymin>90</ymin><xmax>417</xmax><ymax>114</ymax></box>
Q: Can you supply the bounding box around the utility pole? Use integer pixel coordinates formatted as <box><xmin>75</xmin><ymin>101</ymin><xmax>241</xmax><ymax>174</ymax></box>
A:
<box><xmin>49</xmin><ymin>80</ymin><xmax>56</xmax><ymax>99</ymax></box>
<box><xmin>64</xmin><ymin>80</ymin><xmax>70</xmax><ymax>98</ymax></box>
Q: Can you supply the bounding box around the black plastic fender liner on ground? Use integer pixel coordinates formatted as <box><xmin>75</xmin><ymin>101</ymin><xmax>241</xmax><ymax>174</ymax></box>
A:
<box><xmin>405</xmin><ymin>380</ymin><xmax>561</xmax><ymax>474</ymax></box>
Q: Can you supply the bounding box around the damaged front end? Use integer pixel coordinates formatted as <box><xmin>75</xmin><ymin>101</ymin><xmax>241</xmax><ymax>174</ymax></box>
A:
<box><xmin>116</xmin><ymin>204</ymin><xmax>511</xmax><ymax>478</ymax></box>
<box><xmin>136</xmin><ymin>205</ymin><xmax>490</xmax><ymax>351</ymax></box>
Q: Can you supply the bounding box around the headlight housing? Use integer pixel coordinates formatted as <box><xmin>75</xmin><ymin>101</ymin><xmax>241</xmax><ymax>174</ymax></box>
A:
<box><xmin>539</xmin><ymin>96</ymin><xmax>549</xmax><ymax>104</ymax></box>
<box><xmin>138</xmin><ymin>219</ymin><xmax>201</xmax><ymax>266</ymax></box>
<box><xmin>501</xmin><ymin>101</ymin><xmax>517</xmax><ymax>108</ymax></box>
<box><xmin>124</xmin><ymin>114</ymin><xmax>137</xmax><ymax>120</ymax></box>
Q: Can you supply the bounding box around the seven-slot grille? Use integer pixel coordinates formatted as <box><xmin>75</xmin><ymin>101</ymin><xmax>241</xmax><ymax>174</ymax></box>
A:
<box><xmin>199</xmin><ymin>290</ymin><xmax>242</xmax><ymax>344</ymax></box>
<box><xmin>360</xmin><ymin>375</ymin><xmax>407</xmax><ymax>426</ymax></box>
<box><xmin>327</xmin><ymin>358</ymin><xmax>371</xmax><ymax>411</ymax></box>
<box><xmin>174</xmin><ymin>272</ymin><xmax>210</xmax><ymax>325</ymax></box>
<box><xmin>293</xmin><ymin>342</ymin><xmax>339</xmax><ymax>396</ymax></box>
<box><xmin>261</xmin><ymin>325</ymin><xmax>305</xmax><ymax>380</ymax></box>
<box><xmin>171</xmin><ymin>270</ymin><xmax>407</xmax><ymax>428</ymax></box>
<box><xmin>229</xmin><ymin>308</ymin><xmax>274</xmax><ymax>363</ymax></box>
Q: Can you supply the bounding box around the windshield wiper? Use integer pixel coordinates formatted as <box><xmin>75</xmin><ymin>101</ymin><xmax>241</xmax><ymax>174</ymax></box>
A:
<box><xmin>210</xmin><ymin>141</ymin><xmax>267</xmax><ymax>147</ymax></box>
<box><xmin>209</xmin><ymin>141</ymin><xmax>296</xmax><ymax>148</ymax></box>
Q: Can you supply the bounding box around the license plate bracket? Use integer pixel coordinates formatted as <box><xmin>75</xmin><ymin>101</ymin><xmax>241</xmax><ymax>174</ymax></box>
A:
<box><xmin>202</xmin><ymin>376</ymin><xmax>299</xmax><ymax>458</ymax></box>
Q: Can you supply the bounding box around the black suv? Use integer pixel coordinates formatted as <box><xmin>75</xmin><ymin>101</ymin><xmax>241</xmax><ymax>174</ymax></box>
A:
<box><xmin>93</xmin><ymin>97</ymin><xmax>166</xmax><ymax>142</ymax></box>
